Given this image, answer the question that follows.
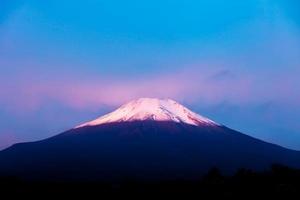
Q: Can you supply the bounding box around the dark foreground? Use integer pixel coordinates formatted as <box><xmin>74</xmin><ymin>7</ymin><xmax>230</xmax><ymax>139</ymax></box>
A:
<box><xmin>1</xmin><ymin>164</ymin><xmax>300</xmax><ymax>198</ymax></box>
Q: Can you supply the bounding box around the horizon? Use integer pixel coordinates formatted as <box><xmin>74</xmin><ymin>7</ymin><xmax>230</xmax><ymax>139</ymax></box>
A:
<box><xmin>1</xmin><ymin>0</ymin><xmax>300</xmax><ymax>150</ymax></box>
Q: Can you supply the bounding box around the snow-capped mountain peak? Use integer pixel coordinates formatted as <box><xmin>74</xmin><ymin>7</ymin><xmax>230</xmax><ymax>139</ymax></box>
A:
<box><xmin>76</xmin><ymin>98</ymin><xmax>219</xmax><ymax>128</ymax></box>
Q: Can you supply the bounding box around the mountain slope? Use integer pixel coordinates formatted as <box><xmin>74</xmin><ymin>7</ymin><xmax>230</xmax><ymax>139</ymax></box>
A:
<box><xmin>0</xmin><ymin>98</ymin><xmax>299</xmax><ymax>181</ymax></box>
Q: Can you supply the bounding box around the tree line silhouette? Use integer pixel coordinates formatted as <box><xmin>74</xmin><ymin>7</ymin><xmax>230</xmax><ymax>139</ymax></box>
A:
<box><xmin>1</xmin><ymin>164</ymin><xmax>300</xmax><ymax>198</ymax></box>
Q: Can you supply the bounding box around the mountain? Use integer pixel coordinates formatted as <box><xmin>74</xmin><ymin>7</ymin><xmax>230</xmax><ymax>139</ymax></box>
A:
<box><xmin>0</xmin><ymin>98</ymin><xmax>300</xmax><ymax>182</ymax></box>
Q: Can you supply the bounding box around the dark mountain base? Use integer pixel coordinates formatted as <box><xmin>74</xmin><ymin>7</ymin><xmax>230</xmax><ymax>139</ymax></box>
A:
<box><xmin>2</xmin><ymin>121</ymin><xmax>300</xmax><ymax>182</ymax></box>
<box><xmin>2</xmin><ymin>164</ymin><xmax>300</xmax><ymax>199</ymax></box>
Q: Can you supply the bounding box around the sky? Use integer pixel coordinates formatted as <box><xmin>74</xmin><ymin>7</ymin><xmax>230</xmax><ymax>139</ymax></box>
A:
<box><xmin>0</xmin><ymin>0</ymin><xmax>300</xmax><ymax>150</ymax></box>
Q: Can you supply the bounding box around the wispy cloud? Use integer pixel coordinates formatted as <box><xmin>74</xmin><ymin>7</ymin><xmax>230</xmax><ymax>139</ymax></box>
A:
<box><xmin>1</xmin><ymin>66</ymin><xmax>299</xmax><ymax>114</ymax></box>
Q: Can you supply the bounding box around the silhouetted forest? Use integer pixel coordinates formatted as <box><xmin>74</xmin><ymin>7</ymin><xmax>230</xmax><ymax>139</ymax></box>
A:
<box><xmin>1</xmin><ymin>164</ymin><xmax>300</xmax><ymax>198</ymax></box>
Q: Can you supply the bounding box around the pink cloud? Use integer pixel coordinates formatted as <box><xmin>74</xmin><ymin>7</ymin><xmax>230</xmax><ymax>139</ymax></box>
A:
<box><xmin>0</xmin><ymin>131</ymin><xmax>17</xmax><ymax>150</ymax></box>
<box><xmin>0</xmin><ymin>66</ymin><xmax>299</xmax><ymax>115</ymax></box>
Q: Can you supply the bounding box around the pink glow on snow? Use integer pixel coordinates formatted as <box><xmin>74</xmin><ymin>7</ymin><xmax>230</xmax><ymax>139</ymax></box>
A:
<box><xmin>75</xmin><ymin>98</ymin><xmax>219</xmax><ymax>128</ymax></box>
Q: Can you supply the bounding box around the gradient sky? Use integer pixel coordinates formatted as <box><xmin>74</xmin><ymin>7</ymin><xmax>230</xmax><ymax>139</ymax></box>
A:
<box><xmin>1</xmin><ymin>0</ymin><xmax>300</xmax><ymax>150</ymax></box>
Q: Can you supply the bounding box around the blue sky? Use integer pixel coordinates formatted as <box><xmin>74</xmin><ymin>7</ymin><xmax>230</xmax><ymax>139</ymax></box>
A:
<box><xmin>0</xmin><ymin>0</ymin><xmax>300</xmax><ymax>150</ymax></box>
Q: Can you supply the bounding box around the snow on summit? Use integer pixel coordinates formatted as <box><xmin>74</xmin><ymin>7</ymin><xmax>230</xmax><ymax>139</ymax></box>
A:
<box><xmin>76</xmin><ymin>98</ymin><xmax>219</xmax><ymax>128</ymax></box>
